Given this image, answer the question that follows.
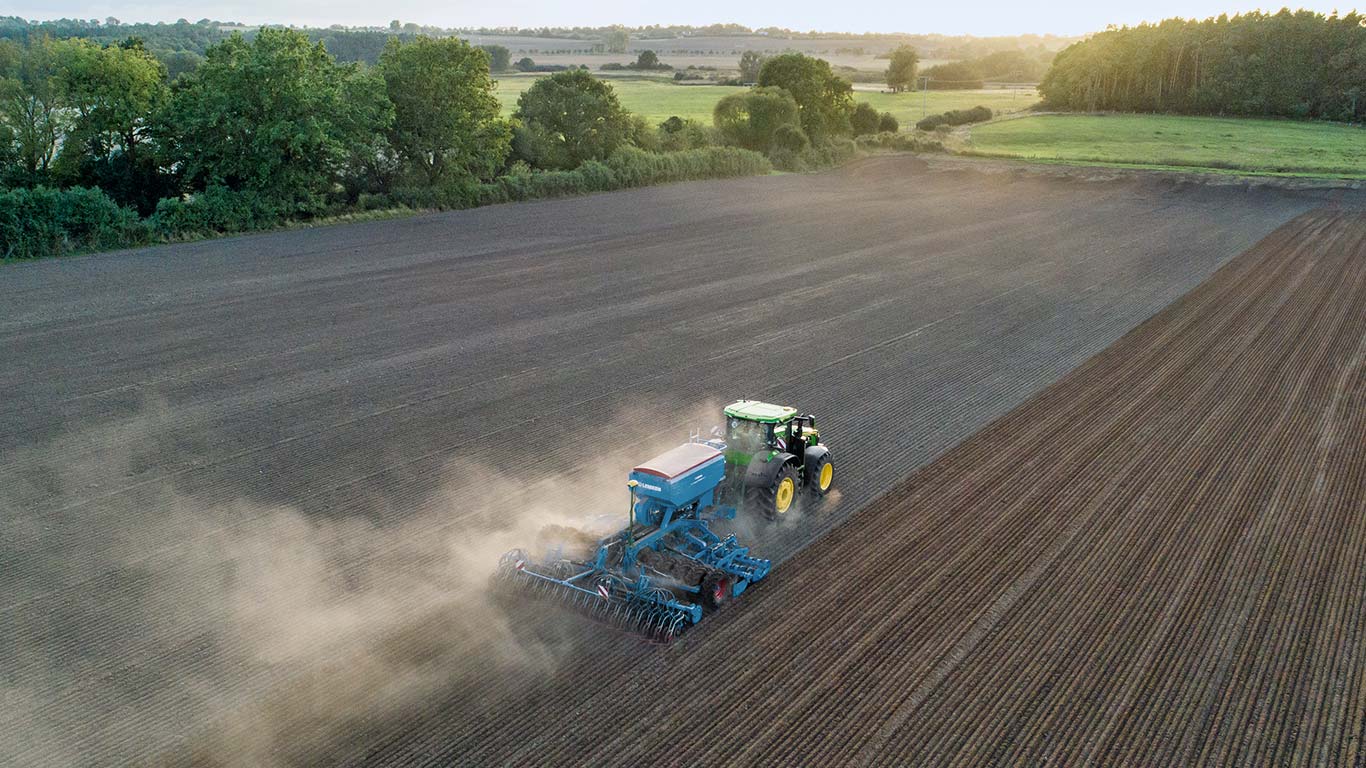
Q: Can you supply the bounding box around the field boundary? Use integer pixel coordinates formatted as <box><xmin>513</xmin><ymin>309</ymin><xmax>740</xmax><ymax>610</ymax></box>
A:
<box><xmin>917</xmin><ymin>153</ymin><xmax>1366</xmax><ymax>190</ymax></box>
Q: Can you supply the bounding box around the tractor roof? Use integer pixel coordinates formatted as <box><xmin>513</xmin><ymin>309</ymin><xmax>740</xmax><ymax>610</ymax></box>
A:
<box><xmin>724</xmin><ymin>400</ymin><xmax>797</xmax><ymax>423</ymax></box>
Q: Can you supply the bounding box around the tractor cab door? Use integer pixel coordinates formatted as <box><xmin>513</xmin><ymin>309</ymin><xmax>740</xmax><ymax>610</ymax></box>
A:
<box><xmin>772</xmin><ymin>420</ymin><xmax>793</xmax><ymax>453</ymax></box>
<box><xmin>787</xmin><ymin>417</ymin><xmax>817</xmax><ymax>454</ymax></box>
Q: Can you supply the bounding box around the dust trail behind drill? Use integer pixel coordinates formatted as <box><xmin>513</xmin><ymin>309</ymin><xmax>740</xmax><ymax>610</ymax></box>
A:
<box><xmin>0</xmin><ymin>399</ymin><xmax>726</xmax><ymax>767</ymax></box>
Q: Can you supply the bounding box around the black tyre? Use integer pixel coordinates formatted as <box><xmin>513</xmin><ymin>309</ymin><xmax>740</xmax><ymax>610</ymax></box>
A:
<box><xmin>750</xmin><ymin>463</ymin><xmax>800</xmax><ymax>521</ymax></box>
<box><xmin>807</xmin><ymin>452</ymin><xmax>834</xmax><ymax>497</ymax></box>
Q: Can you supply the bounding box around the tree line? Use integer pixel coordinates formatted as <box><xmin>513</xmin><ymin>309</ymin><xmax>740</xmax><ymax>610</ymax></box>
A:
<box><xmin>1040</xmin><ymin>10</ymin><xmax>1366</xmax><ymax>120</ymax></box>
<box><xmin>0</xmin><ymin>29</ymin><xmax>907</xmax><ymax>259</ymax></box>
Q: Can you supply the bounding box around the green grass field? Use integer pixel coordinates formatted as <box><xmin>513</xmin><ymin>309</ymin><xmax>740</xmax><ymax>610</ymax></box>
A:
<box><xmin>966</xmin><ymin>114</ymin><xmax>1366</xmax><ymax>179</ymax></box>
<box><xmin>491</xmin><ymin>75</ymin><xmax>1363</xmax><ymax>179</ymax></box>
<box><xmin>853</xmin><ymin>88</ymin><xmax>1037</xmax><ymax>128</ymax></box>
<box><xmin>494</xmin><ymin>75</ymin><xmax>745</xmax><ymax>123</ymax></box>
<box><xmin>493</xmin><ymin>73</ymin><xmax>1036</xmax><ymax>126</ymax></box>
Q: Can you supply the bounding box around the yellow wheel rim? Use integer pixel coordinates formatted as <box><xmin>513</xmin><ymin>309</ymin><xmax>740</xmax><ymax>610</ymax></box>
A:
<box><xmin>819</xmin><ymin>462</ymin><xmax>833</xmax><ymax>491</ymax></box>
<box><xmin>775</xmin><ymin>477</ymin><xmax>796</xmax><ymax>514</ymax></box>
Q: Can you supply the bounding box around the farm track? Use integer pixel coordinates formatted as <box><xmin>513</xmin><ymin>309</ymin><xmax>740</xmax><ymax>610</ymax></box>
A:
<box><xmin>352</xmin><ymin>209</ymin><xmax>1366</xmax><ymax>766</ymax></box>
<box><xmin>0</xmin><ymin>157</ymin><xmax>1357</xmax><ymax>766</ymax></box>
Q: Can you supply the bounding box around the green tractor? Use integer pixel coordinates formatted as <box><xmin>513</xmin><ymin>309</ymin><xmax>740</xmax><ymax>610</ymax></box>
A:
<box><xmin>715</xmin><ymin>400</ymin><xmax>835</xmax><ymax>520</ymax></box>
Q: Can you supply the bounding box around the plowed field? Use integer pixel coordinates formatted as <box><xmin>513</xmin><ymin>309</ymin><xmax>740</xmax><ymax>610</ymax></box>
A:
<box><xmin>352</xmin><ymin>209</ymin><xmax>1366</xmax><ymax>766</ymax></box>
<box><xmin>1</xmin><ymin>158</ymin><xmax>1359</xmax><ymax>766</ymax></box>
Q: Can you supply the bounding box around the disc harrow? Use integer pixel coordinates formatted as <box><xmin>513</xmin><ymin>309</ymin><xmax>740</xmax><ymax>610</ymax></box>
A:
<box><xmin>496</xmin><ymin>551</ymin><xmax>695</xmax><ymax>643</ymax></box>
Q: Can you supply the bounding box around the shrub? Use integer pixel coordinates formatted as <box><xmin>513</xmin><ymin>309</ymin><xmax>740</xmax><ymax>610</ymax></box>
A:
<box><xmin>850</xmin><ymin>102</ymin><xmax>882</xmax><ymax>136</ymax></box>
<box><xmin>148</xmin><ymin>187</ymin><xmax>285</xmax><ymax>238</ymax></box>
<box><xmin>768</xmin><ymin>147</ymin><xmax>806</xmax><ymax>172</ymax></box>
<box><xmin>387</xmin><ymin>176</ymin><xmax>486</xmax><ymax>210</ymax></box>
<box><xmin>878</xmin><ymin>113</ymin><xmax>900</xmax><ymax>133</ymax></box>
<box><xmin>713</xmin><ymin>86</ymin><xmax>801</xmax><ymax>153</ymax></box>
<box><xmin>768</xmin><ymin>136</ymin><xmax>860</xmax><ymax>173</ymax></box>
<box><xmin>605</xmin><ymin>145</ymin><xmax>772</xmax><ymax>188</ymax></box>
<box><xmin>802</xmin><ymin>137</ymin><xmax>859</xmax><ymax>168</ymax></box>
<box><xmin>479</xmin><ymin>146</ymin><xmax>770</xmax><ymax>205</ymax></box>
<box><xmin>658</xmin><ymin>116</ymin><xmax>717</xmax><ymax>152</ymax></box>
<box><xmin>771</xmin><ymin>124</ymin><xmax>811</xmax><ymax>153</ymax></box>
<box><xmin>0</xmin><ymin>186</ymin><xmax>148</xmax><ymax>259</ymax></box>
<box><xmin>916</xmin><ymin>105</ymin><xmax>993</xmax><ymax>131</ymax></box>
<box><xmin>855</xmin><ymin>131</ymin><xmax>945</xmax><ymax>153</ymax></box>
<box><xmin>628</xmin><ymin>114</ymin><xmax>661</xmax><ymax>152</ymax></box>
<box><xmin>356</xmin><ymin>193</ymin><xmax>396</xmax><ymax>211</ymax></box>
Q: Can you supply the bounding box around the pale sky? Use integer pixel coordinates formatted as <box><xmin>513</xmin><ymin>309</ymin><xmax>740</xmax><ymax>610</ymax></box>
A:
<box><xmin>9</xmin><ymin>0</ymin><xmax>1358</xmax><ymax>37</ymax></box>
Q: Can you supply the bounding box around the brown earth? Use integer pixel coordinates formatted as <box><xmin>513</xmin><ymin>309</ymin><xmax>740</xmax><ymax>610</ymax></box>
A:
<box><xmin>1</xmin><ymin>158</ymin><xmax>1360</xmax><ymax>766</ymax></box>
<box><xmin>346</xmin><ymin>210</ymin><xmax>1366</xmax><ymax>765</ymax></box>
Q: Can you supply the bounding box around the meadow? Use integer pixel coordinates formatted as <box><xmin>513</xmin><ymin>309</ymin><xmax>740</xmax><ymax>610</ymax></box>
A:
<box><xmin>493</xmin><ymin>73</ymin><xmax>1037</xmax><ymax>126</ymax></box>
<box><xmin>493</xmin><ymin>76</ymin><xmax>1363</xmax><ymax>179</ymax></box>
<box><xmin>966</xmin><ymin>114</ymin><xmax>1366</xmax><ymax>179</ymax></box>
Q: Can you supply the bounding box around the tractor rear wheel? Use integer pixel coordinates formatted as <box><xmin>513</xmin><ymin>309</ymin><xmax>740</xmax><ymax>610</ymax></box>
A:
<box><xmin>751</xmin><ymin>464</ymin><xmax>800</xmax><ymax>521</ymax></box>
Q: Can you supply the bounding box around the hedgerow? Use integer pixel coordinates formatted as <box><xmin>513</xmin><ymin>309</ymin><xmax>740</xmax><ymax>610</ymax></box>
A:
<box><xmin>916</xmin><ymin>106</ymin><xmax>994</xmax><ymax>131</ymax></box>
<box><xmin>0</xmin><ymin>187</ymin><xmax>148</xmax><ymax>260</ymax></box>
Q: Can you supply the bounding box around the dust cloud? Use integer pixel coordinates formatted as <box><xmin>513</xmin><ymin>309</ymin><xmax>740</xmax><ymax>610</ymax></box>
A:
<box><xmin>0</xmin><ymin>398</ymin><xmax>734</xmax><ymax>767</ymax></box>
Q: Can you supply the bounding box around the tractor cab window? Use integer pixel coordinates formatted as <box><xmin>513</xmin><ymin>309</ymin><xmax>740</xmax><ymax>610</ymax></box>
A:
<box><xmin>726</xmin><ymin>418</ymin><xmax>769</xmax><ymax>453</ymax></box>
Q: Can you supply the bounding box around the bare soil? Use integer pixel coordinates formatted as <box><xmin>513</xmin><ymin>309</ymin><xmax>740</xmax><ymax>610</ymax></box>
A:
<box><xmin>1</xmin><ymin>157</ymin><xmax>1357</xmax><ymax>766</ymax></box>
<box><xmin>381</xmin><ymin>207</ymin><xmax>1366</xmax><ymax>766</ymax></box>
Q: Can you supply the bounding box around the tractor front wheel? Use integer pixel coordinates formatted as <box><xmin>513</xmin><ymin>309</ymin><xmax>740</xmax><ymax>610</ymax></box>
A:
<box><xmin>807</xmin><ymin>453</ymin><xmax>834</xmax><ymax>497</ymax></box>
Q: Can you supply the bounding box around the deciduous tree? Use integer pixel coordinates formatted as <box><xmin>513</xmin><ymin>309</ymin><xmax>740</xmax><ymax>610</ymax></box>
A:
<box><xmin>1040</xmin><ymin>10</ymin><xmax>1366</xmax><ymax>121</ymax></box>
<box><xmin>160</xmin><ymin>28</ymin><xmax>385</xmax><ymax>209</ymax></box>
<box><xmin>379</xmin><ymin>36</ymin><xmax>509</xmax><ymax>185</ymax></box>
<box><xmin>480</xmin><ymin>44</ymin><xmax>510</xmax><ymax>73</ymax></box>
<box><xmin>54</xmin><ymin>37</ymin><xmax>170</xmax><ymax>211</ymax></box>
<box><xmin>513</xmin><ymin>70</ymin><xmax>631</xmax><ymax>169</ymax></box>
<box><xmin>0</xmin><ymin>38</ymin><xmax>68</xmax><ymax>186</ymax></box>
<box><xmin>604</xmin><ymin>28</ymin><xmax>629</xmax><ymax>54</ymax></box>
<box><xmin>738</xmin><ymin>50</ymin><xmax>765</xmax><ymax>83</ymax></box>
<box><xmin>885</xmin><ymin>44</ymin><xmax>919</xmax><ymax>92</ymax></box>
<box><xmin>756</xmin><ymin>53</ymin><xmax>854</xmax><ymax>142</ymax></box>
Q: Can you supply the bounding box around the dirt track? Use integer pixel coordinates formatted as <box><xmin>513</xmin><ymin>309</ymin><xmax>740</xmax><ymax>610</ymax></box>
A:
<box><xmin>0</xmin><ymin>158</ymin><xmax>1356</xmax><ymax>765</ymax></box>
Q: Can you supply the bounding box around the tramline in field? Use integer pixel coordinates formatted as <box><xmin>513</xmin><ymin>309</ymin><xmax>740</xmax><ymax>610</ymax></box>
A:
<box><xmin>495</xmin><ymin>400</ymin><xmax>836</xmax><ymax>641</ymax></box>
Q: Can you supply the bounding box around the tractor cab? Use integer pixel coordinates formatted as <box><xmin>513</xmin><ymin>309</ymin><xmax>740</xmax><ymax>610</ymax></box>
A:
<box><xmin>723</xmin><ymin>401</ymin><xmax>811</xmax><ymax>463</ymax></box>
<box><xmin>719</xmin><ymin>400</ymin><xmax>832</xmax><ymax>519</ymax></box>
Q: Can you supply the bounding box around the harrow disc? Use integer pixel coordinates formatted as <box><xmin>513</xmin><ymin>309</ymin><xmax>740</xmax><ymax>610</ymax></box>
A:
<box><xmin>492</xmin><ymin>551</ymin><xmax>702</xmax><ymax>643</ymax></box>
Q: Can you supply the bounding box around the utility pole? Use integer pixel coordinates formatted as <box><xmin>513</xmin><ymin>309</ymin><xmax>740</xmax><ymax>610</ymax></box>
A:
<box><xmin>920</xmin><ymin>76</ymin><xmax>930</xmax><ymax>117</ymax></box>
